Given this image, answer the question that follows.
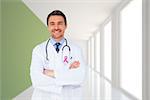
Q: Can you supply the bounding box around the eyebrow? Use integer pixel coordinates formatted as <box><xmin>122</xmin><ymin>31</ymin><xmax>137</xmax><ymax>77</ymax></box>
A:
<box><xmin>49</xmin><ymin>21</ymin><xmax>64</xmax><ymax>24</ymax></box>
<box><xmin>49</xmin><ymin>22</ymin><xmax>55</xmax><ymax>24</ymax></box>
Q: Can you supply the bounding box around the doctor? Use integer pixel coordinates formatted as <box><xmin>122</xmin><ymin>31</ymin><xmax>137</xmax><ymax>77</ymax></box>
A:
<box><xmin>30</xmin><ymin>10</ymin><xmax>86</xmax><ymax>100</ymax></box>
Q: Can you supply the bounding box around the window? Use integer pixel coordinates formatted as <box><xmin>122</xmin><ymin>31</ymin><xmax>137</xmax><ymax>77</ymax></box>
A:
<box><xmin>91</xmin><ymin>36</ymin><xmax>95</xmax><ymax>69</ymax></box>
<box><xmin>104</xmin><ymin>21</ymin><xmax>112</xmax><ymax>81</ymax></box>
<box><xmin>88</xmin><ymin>40</ymin><xmax>91</xmax><ymax>67</ymax></box>
<box><xmin>95</xmin><ymin>32</ymin><xmax>100</xmax><ymax>72</ymax></box>
<box><xmin>96</xmin><ymin>73</ymin><xmax>101</xmax><ymax>100</ymax></box>
<box><xmin>91</xmin><ymin>69</ymin><xmax>95</xmax><ymax>99</ymax></box>
<box><xmin>120</xmin><ymin>0</ymin><xmax>142</xmax><ymax>99</ymax></box>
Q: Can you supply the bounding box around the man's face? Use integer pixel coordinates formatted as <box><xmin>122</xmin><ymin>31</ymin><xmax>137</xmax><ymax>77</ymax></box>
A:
<box><xmin>48</xmin><ymin>15</ymin><xmax>67</xmax><ymax>41</ymax></box>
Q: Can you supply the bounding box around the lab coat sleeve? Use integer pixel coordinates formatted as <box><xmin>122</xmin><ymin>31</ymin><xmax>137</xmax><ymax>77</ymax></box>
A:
<box><xmin>30</xmin><ymin>46</ymin><xmax>62</xmax><ymax>93</ymax></box>
<box><xmin>55</xmin><ymin>47</ymin><xmax>86</xmax><ymax>86</ymax></box>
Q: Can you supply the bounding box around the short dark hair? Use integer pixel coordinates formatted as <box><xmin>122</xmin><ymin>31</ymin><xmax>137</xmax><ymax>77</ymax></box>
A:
<box><xmin>47</xmin><ymin>10</ymin><xmax>67</xmax><ymax>26</ymax></box>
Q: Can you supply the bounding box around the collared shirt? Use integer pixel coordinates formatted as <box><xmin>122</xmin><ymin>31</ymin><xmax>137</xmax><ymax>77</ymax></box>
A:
<box><xmin>50</xmin><ymin>37</ymin><xmax>65</xmax><ymax>50</ymax></box>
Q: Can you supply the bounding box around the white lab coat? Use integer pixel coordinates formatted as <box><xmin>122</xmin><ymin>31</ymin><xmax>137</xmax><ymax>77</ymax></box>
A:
<box><xmin>30</xmin><ymin>38</ymin><xmax>86</xmax><ymax>100</ymax></box>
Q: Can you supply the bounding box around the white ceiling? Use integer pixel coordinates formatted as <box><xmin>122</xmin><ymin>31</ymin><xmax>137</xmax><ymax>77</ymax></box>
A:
<box><xmin>22</xmin><ymin>0</ymin><xmax>124</xmax><ymax>40</ymax></box>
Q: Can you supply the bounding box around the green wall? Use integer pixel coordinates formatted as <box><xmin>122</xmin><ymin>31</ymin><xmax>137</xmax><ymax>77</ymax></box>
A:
<box><xmin>0</xmin><ymin>0</ymin><xmax>2</xmax><ymax>99</ymax></box>
<box><xmin>1</xmin><ymin>0</ymin><xmax>49</xmax><ymax>99</ymax></box>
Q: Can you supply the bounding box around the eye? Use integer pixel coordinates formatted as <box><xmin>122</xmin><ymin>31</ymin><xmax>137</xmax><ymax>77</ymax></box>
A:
<box><xmin>49</xmin><ymin>22</ymin><xmax>55</xmax><ymax>26</ymax></box>
<box><xmin>58</xmin><ymin>22</ymin><xmax>64</xmax><ymax>25</ymax></box>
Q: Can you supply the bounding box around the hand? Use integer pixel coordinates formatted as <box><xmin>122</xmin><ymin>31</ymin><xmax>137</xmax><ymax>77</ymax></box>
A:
<box><xmin>43</xmin><ymin>68</ymin><xmax>55</xmax><ymax>78</ymax></box>
<box><xmin>69</xmin><ymin>61</ymin><xmax>80</xmax><ymax>69</ymax></box>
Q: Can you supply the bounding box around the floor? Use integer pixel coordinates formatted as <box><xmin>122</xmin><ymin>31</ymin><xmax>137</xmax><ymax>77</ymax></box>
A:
<box><xmin>13</xmin><ymin>68</ymin><xmax>134</xmax><ymax>100</ymax></box>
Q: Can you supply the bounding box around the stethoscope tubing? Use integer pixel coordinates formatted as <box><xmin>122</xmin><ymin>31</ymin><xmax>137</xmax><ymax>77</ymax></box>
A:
<box><xmin>45</xmin><ymin>38</ymin><xmax>71</xmax><ymax>61</ymax></box>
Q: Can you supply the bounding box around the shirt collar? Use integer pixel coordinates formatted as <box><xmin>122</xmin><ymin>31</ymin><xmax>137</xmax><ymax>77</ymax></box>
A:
<box><xmin>50</xmin><ymin>37</ymin><xmax>65</xmax><ymax>46</ymax></box>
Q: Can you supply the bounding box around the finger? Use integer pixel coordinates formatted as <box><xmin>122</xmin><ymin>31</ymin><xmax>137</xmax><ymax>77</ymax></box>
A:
<box><xmin>69</xmin><ymin>64</ymin><xmax>73</xmax><ymax>69</ymax></box>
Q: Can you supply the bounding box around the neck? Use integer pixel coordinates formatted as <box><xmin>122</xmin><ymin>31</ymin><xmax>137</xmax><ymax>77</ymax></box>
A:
<box><xmin>54</xmin><ymin>37</ymin><xmax>64</xmax><ymax>42</ymax></box>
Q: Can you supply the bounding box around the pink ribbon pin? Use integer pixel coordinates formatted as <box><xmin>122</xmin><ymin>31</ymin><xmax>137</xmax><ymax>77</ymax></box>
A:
<box><xmin>64</xmin><ymin>56</ymin><xmax>68</xmax><ymax>63</ymax></box>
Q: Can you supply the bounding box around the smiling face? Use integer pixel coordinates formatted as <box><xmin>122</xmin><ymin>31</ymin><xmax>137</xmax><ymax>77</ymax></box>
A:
<box><xmin>47</xmin><ymin>15</ymin><xmax>67</xmax><ymax>42</ymax></box>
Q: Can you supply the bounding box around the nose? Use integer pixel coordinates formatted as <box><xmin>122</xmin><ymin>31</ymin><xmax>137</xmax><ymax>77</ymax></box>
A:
<box><xmin>54</xmin><ymin>25</ymin><xmax>59</xmax><ymax>30</ymax></box>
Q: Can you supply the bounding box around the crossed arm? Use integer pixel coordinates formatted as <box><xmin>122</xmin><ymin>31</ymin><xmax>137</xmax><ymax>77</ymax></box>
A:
<box><xmin>43</xmin><ymin>61</ymin><xmax>80</xmax><ymax>78</ymax></box>
<box><xmin>30</xmin><ymin>46</ymin><xmax>85</xmax><ymax>93</ymax></box>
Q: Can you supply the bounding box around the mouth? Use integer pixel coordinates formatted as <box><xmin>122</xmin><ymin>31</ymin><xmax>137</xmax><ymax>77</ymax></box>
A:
<box><xmin>53</xmin><ymin>29</ymin><xmax>61</xmax><ymax>34</ymax></box>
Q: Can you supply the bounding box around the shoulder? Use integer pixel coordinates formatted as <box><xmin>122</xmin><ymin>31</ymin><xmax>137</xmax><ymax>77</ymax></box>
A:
<box><xmin>32</xmin><ymin>39</ymin><xmax>48</xmax><ymax>53</ymax></box>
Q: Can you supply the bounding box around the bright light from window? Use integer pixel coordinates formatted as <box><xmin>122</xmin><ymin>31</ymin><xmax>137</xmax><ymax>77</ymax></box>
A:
<box><xmin>91</xmin><ymin>36</ymin><xmax>95</xmax><ymax>69</ymax></box>
<box><xmin>104</xmin><ymin>21</ymin><xmax>112</xmax><ymax>81</ymax></box>
<box><xmin>96</xmin><ymin>74</ymin><xmax>100</xmax><ymax>100</ymax></box>
<box><xmin>95</xmin><ymin>32</ymin><xmax>100</xmax><ymax>72</ymax></box>
<box><xmin>120</xmin><ymin>0</ymin><xmax>142</xmax><ymax>99</ymax></box>
<box><xmin>88</xmin><ymin>40</ymin><xmax>91</xmax><ymax>67</ymax></box>
<box><xmin>88</xmin><ymin>67</ymin><xmax>92</xmax><ymax>96</ymax></box>
<box><xmin>92</xmin><ymin>70</ymin><xmax>95</xmax><ymax>98</ymax></box>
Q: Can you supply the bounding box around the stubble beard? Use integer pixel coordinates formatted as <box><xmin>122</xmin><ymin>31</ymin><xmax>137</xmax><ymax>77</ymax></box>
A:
<box><xmin>51</xmin><ymin>29</ymin><xmax>64</xmax><ymax>41</ymax></box>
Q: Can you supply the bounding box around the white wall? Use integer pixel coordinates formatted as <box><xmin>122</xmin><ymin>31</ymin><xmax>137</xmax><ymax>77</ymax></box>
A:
<box><xmin>73</xmin><ymin>39</ymin><xmax>88</xmax><ymax>64</ymax></box>
<box><xmin>72</xmin><ymin>39</ymin><xmax>90</xmax><ymax>99</ymax></box>
<box><xmin>143</xmin><ymin>0</ymin><xmax>150</xmax><ymax>99</ymax></box>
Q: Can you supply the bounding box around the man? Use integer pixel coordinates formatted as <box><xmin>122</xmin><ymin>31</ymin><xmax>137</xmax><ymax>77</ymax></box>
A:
<box><xmin>30</xmin><ymin>10</ymin><xmax>86</xmax><ymax>100</ymax></box>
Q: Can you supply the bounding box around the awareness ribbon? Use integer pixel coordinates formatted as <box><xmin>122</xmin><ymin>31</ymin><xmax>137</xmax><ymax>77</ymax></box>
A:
<box><xmin>64</xmin><ymin>56</ymin><xmax>68</xmax><ymax>63</ymax></box>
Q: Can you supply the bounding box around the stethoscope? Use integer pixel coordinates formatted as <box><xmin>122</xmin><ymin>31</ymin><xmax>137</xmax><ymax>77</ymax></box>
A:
<box><xmin>45</xmin><ymin>38</ymin><xmax>71</xmax><ymax>64</ymax></box>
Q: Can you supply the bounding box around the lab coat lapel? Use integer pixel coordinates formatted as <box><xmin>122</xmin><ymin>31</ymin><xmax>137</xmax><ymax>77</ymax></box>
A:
<box><xmin>46</xmin><ymin>41</ymin><xmax>65</xmax><ymax>68</ymax></box>
<box><xmin>59</xmin><ymin>40</ymin><xmax>66</xmax><ymax>54</ymax></box>
<box><xmin>47</xmin><ymin>42</ymin><xmax>56</xmax><ymax>56</ymax></box>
